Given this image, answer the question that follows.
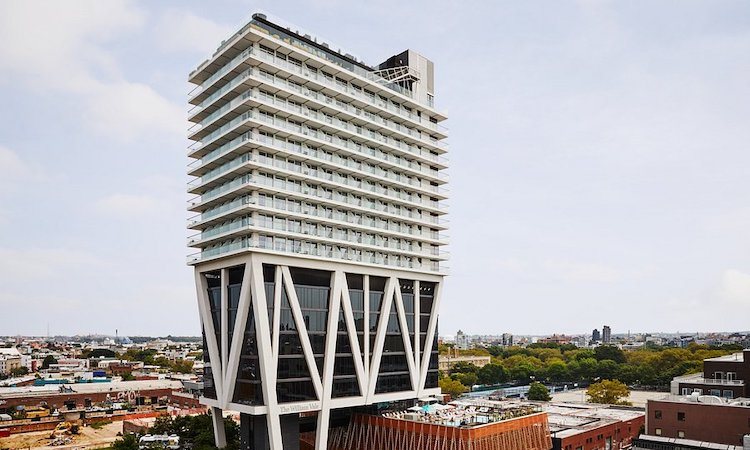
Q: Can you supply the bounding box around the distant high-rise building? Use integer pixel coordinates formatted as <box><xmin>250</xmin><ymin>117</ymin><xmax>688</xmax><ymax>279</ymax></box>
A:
<box><xmin>602</xmin><ymin>325</ymin><xmax>612</xmax><ymax>344</ymax></box>
<box><xmin>592</xmin><ymin>329</ymin><xmax>601</xmax><ymax>343</ymax></box>
<box><xmin>455</xmin><ymin>330</ymin><xmax>470</xmax><ymax>350</ymax></box>
<box><xmin>501</xmin><ymin>333</ymin><xmax>514</xmax><ymax>347</ymax></box>
<box><xmin>187</xmin><ymin>12</ymin><xmax>448</xmax><ymax>450</ymax></box>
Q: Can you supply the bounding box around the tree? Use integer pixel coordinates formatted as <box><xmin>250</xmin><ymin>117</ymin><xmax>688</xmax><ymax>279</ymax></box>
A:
<box><xmin>453</xmin><ymin>372</ymin><xmax>477</xmax><ymax>388</ymax></box>
<box><xmin>439</xmin><ymin>377</ymin><xmax>468</xmax><ymax>398</ymax></box>
<box><xmin>451</xmin><ymin>361</ymin><xmax>479</xmax><ymax>374</ymax></box>
<box><xmin>42</xmin><ymin>355</ymin><xmax>57</xmax><ymax>370</ymax></box>
<box><xmin>10</xmin><ymin>366</ymin><xmax>29</xmax><ymax>377</ymax></box>
<box><xmin>595</xmin><ymin>359</ymin><xmax>619</xmax><ymax>380</ymax></box>
<box><xmin>121</xmin><ymin>372</ymin><xmax>136</xmax><ymax>381</ymax></box>
<box><xmin>594</xmin><ymin>346</ymin><xmax>626</xmax><ymax>364</ymax></box>
<box><xmin>111</xmin><ymin>434</ymin><xmax>139</xmax><ymax>450</ymax></box>
<box><xmin>577</xmin><ymin>357</ymin><xmax>599</xmax><ymax>380</ymax></box>
<box><xmin>477</xmin><ymin>363</ymin><xmax>508</xmax><ymax>385</ymax></box>
<box><xmin>527</xmin><ymin>382</ymin><xmax>551</xmax><ymax>401</ymax></box>
<box><xmin>586</xmin><ymin>379</ymin><xmax>631</xmax><ymax>405</ymax></box>
<box><xmin>545</xmin><ymin>360</ymin><xmax>569</xmax><ymax>382</ymax></box>
<box><xmin>88</xmin><ymin>348</ymin><xmax>116</xmax><ymax>359</ymax></box>
<box><xmin>149</xmin><ymin>413</ymin><xmax>239</xmax><ymax>450</ymax></box>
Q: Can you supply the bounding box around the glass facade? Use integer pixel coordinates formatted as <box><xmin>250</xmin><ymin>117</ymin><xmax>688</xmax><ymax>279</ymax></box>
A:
<box><xmin>420</xmin><ymin>282</ymin><xmax>439</xmax><ymax>389</ymax></box>
<box><xmin>374</xmin><ymin>279</ymin><xmax>414</xmax><ymax>394</ymax></box>
<box><xmin>233</xmin><ymin>297</ymin><xmax>263</xmax><ymax>405</ymax></box>
<box><xmin>202</xmin><ymin>263</ymin><xmax>438</xmax><ymax>404</ymax></box>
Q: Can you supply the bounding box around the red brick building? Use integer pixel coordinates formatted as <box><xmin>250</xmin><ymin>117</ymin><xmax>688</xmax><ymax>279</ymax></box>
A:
<box><xmin>307</xmin><ymin>412</ymin><xmax>551</xmax><ymax>450</ymax></box>
<box><xmin>546</xmin><ymin>404</ymin><xmax>645</xmax><ymax>450</ymax></box>
<box><xmin>646</xmin><ymin>397</ymin><xmax>750</xmax><ymax>446</ymax></box>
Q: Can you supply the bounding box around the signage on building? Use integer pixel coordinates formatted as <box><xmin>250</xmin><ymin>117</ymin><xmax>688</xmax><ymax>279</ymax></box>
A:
<box><xmin>277</xmin><ymin>402</ymin><xmax>320</xmax><ymax>414</ymax></box>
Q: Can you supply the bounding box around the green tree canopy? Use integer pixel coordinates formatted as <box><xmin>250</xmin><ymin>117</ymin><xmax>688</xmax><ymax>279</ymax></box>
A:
<box><xmin>586</xmin><ymin>379</ymin><xmax>631</xmax><ymax>405</ymax></box>
<box><xmin>111</xmin><ymin>434</ymin><xmax>139</xmax><ymax>450</ymax></box>
<box><xmin>41</xmin><ymin>355</ymin><xmax>57</xmax><ymax>369</ymax></box>
<box><xmin>477</xmin><ymin>363</ymin><xmax>508</xmax><ymax>385</ymax></box>
<box><xmin>527</xmin><ymin>381</ymin><xmax>551</xmax><ymax>401</ymax></box>
<box><xmin>594</xmin><ymin>346</ymin><xmax>626</xmax><ymax>364</ymax></box>
<box><xmin>439</xmin><ymin>377</ymin><xmax>468</xmax><ymax>398</ymax></box>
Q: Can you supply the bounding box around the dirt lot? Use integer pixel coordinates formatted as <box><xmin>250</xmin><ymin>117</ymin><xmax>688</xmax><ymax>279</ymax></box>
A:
<box><xmin>0</xmin><ymin>421</ymin><xmax>122</xmax><ymax>450</ymax></box>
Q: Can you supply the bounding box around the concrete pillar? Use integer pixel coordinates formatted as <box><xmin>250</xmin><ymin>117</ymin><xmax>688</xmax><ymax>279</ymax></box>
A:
<box><xmin>280</xmin><ymin>414</ymin><xmax>300</xmax><ymax>450</ymax></box>
<box><xmin>240</xmin><ymin>413</ymin><xmax>270</xmax><ymax>450</ymax></box>
<box><xmin>211</xmin><ymin>406</ymin><xmax>227</xmax><ymax>449</ymax></box>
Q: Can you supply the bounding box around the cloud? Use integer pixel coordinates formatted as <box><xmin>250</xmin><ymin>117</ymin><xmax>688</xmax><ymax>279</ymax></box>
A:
<box><xmin>0</xmin><ymin>0</ymin><xmax>181</xmax><ymax>140</ymax></box>
<box><xmin>0</xmin><ymin>248</ymin><xmax>100</xmax><ymax>282</ymax></box>
<box><xmin>0</xmin><ymin>145</ymin><xmax>46</xmax><ymax>204</ymax></box>
<box><xmin>488</xmin><ymin>256</ymin><xmax>632</xmax><ymax>284</ymax></box>
<box><xmin>84</xmin><ymin>80</ymin><xmax>184</xmax><ymax>139</ymax></box>
<box><xmin>95</xmin><ymin>193</ymin><xmax>160</xmax><ymax>217</ymax></box>
<box><xmin>543</xmin><ymin>259</ymin><xmax>626</xmax><ymax>283</ymax></box>
<box><xmin>156</xmin><ymin>11</ymin><xmax>234</xmax><ymax>54</ymax></box>
<box><xmin>0</xmin><ymin>146</ymin><xmax>36</xmax><ymax>189</ymax></box>
<box><xmin>714</xmin><ymin>269</ymin><xmax>750</xmax><ymax>305</ymax></box>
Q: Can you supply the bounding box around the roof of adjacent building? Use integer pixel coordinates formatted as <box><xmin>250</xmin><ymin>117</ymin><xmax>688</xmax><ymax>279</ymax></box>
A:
<box><xmin>545</xmin><ymin>403</ymin><xmax>644</xmax><ymax>438</ymax></box>
<box><xmin>649</xmin><ymin>394</ymin><xmax>750</xmax><ymax>408</ymax></box>
<box><xmin>0</xmin><ymin>379</ymin><xmax>183</xmax><ymax>399</ymax></box>
<box><xmin>635</xmin><ymin>434</ymin><xmax>744</xmax><ymax>450</ymax></box>
<box><xmin>0</xmin><ymin>347</ymin><xmax>21</xmax><ymax>357</ymax></box>
<box><xmin>705</xmin><ymin>352</ymin><xmax>744</xmax><ymax>362</ymax></box>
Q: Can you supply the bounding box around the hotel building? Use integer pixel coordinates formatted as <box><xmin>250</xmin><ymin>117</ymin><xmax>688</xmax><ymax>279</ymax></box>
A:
<box><xmin>187</xmin><ymin>13</ymin><xmax>448</xmax><ymax>449</ymax></box>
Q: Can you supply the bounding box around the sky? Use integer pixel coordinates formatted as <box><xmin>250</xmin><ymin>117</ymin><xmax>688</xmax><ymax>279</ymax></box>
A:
<box><xmin>0</xmin><ymin>0</ymin><xmax>749</xmax><ymax>337</ymax></box>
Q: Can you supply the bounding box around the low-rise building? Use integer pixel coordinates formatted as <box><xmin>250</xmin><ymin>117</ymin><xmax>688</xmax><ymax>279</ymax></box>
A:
<box><xmin>310</xmin><ymin>398</ymin><xmax>551</xmax><ymax>450</ymax></box>
<box><xmin>438</xmin><ymin>354</ymin><xmax>491</xmax><ymax>373</ymax></box>
<box><xmin>672</xmin><ymin>349</ymin><xmax>750</xmax><ymax>398</ymax></box>
<box><xmin>644</xmin><ymin>394</ymin><xmax>750</xmax><ymax>446</ymax></box>
<box><xmin>546</xmin><ymin>403</ymin><xmax>645</xmax><ymax>450</ymax></box>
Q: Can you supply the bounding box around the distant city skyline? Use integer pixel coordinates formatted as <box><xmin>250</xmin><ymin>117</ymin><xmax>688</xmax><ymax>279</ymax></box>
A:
<box><xmin>1</xmin><ymin>1</ymin><xmax>749</xmax><ymax>336</ymax></box>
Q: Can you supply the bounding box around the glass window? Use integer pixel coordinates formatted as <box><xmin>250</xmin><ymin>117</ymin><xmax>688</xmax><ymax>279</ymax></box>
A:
<box><xmin>677</xmin><ymin>412</ymin><xmax>685</xmax><ymax>421</ymax></box>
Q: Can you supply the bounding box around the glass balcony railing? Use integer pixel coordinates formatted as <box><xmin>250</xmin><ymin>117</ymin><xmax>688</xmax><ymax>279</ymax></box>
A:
<box><xmin>188</xmin><ymin>196</ymin><xmax>253</xmax><ymax>227</ymax></box>
<box><xmin>187</xmin><ymin>235</ymin><xmax>446</xmax><ymax>273</ymax></box>
<box><xmin>190</xmin><ymin>48</ymin><xmax>255</xmax><ymax>101</ymax></box>
<box><xmin>253</xmin><ymin>46</ymin><xmax>446</xmax><ymax>133</ymax></box>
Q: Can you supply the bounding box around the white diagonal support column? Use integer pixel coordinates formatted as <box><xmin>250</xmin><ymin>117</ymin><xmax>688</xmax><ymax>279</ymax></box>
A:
<box><xmin>249</xmin><ymin>257</ymin><xmax>283</xmax><ymax>450</ymax></box>
<box><xmin>315</xmin><ymin>270</ymin><xmax>343</xmax><ymax>450</ymax></box>
<box><xmin>195</xmin><ymin>271</ymin><xmax>223</xmax><ymax>403</ymax></box>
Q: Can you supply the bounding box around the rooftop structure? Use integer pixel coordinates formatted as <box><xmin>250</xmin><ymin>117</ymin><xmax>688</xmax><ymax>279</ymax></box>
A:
<box><xmin>187</xmin><ymin>12</ymin><xmax>448</xmax><ymax>450</ymax></box>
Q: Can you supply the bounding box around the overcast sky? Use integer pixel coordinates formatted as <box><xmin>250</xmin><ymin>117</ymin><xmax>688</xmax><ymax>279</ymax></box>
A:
<box><xmin>1</xmin><ymin>0</ymin><xmax>748</xmax><ymax>337</ymax></box>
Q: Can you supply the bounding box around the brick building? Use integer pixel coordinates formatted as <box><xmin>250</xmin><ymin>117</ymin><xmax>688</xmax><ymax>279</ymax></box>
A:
<box><xmin>309</xmin><ymin>409</ymin><xmax>550</xmax><ymax>450</ymax></box>
<box><xmin>645</xmin><ymin>395</ymin><xmax>750</xmax><ymax>446</ymax></box>
<box><xmin>672</xmin><ymin>349</ymin><xmax>750</xmax><ymax>399</ymax></box>
<box><xmin>0</xmin><ymin>380</ymin><xmax>183</xmax><ymax>412</ymax></box>
<box><xmin>546</xmin><ymin>403</ymin><xmax>645</xmax><ymax>450</ymax></box>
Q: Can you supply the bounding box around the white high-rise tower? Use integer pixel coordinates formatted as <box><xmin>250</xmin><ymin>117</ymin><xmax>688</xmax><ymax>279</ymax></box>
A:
<box><xmin>187</xmin><ymin>13</ymin><xmax>448</xmax><ymax>449</ymax></box>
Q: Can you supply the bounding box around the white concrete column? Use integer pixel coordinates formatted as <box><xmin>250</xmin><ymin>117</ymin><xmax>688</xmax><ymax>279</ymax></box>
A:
<box><xmin>211</xmin><ymin>406</ymin><xmax>227</xmax><ymax>449</ymax></box>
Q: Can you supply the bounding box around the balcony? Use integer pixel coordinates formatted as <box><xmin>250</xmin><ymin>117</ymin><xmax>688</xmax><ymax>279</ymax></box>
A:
<box><xmin>675</xmin><ymin>373</ymin><xmax>745</xmax><ymax>386</ymax></box>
